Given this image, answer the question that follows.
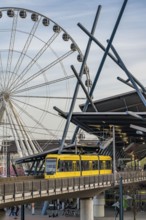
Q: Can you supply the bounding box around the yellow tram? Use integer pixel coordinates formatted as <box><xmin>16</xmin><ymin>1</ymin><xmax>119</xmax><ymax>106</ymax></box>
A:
<box><xmin>44</xmin><ymin>154</ymin><xmax>112</xmax><ymax>179</ymax></box>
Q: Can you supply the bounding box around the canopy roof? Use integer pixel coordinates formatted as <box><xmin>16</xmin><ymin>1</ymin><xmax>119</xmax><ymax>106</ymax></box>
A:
<box><xmin>80</xmin><ymin>90</ymin><xmax>146</xmax><ymax>112</ymax></box>
<box><xmin>70</xmin><ymin>90</ymin><xmax>146</xmax><ymax>160</ymax></box>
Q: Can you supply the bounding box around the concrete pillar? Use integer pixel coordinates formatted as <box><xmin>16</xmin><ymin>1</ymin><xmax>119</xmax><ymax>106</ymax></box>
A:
<box><xmin>93</xmin><ymin>192</ymin><xmax>105</xmax><ymax>217</ymax></box>
<box><xmin>80</xmin><ymin>198</ymin><xmax>93</xmax><ymax>220</ymax></box>
<box><xmin>61</xmin><ymin>202</ymin><xmax>65</xmax><ymax>210</ymax></box>
<box><xmin>57</xmin><ymin>199</ymin><xmax>60</xmax><ymax>210</ymax></box>
<box><xmin>77</xmin><ymin>198</ymin><xmax>80</xmax><ymax>209</ymax></box>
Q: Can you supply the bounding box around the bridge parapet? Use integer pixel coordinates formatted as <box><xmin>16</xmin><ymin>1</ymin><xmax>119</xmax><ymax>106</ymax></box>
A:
<box><xmin>0</xmin><ymin>171</ymin><xmax>145</xmax><ymax>208</ymax></box>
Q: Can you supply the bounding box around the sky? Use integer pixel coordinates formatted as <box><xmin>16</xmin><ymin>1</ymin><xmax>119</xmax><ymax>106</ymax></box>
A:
<box><xmin>0</xmin><ymin>0</ymin><xmax>145</xmax><ymax>100</ymax></box>
<box><xmin>0</xmin><ymin>0</ymin><xmax>146</xmax><ymax>141</ymax></box>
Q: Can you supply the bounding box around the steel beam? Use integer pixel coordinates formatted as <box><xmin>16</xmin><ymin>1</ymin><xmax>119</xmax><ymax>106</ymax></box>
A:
<box><xmin>72</xmin><ymin>0</ymin><xmax>128</xmax><ymax>143</ymax></box>
<box><xmin>110</xmin><ymin>43</ymin><xmax>146</xmax><ymax>106</ymax></box>
<box><xmin>58</xmin><ymin>5</ymin><xmax>102</xmax><ymax>153</ymax></box>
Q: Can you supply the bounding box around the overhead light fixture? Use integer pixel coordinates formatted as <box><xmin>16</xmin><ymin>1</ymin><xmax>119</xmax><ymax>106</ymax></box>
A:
<box><xmin>130</xmin><ymin>124</ymin><xmax>146</xmax><ymax>133</ymax></box>
<box><xmin>136</xmin><ymin>130</ymin><xmax>143</xmax><ymax>135</ymax></box>
<box><xmin>127</xmin><ymin>111</ymin><xmax>143</xmax><ymax>120</ymax></box>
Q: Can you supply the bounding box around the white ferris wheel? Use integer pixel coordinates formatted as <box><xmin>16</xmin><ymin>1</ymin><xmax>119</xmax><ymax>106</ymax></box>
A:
<box><xmin>0</xmin><ymin>7</ymin><xmax>90</xmax><ymax>158</ymax></box>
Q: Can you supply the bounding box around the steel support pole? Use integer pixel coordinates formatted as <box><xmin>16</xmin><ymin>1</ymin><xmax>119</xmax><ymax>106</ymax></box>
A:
<box><xmin>78</xmin><ymin>25</ymin><xmax>146</xmax><ymax>94</ymax></box>
<box><xmin>71</xmin><ymin>65</ymin><xmax>97</xmax><ymax>112</ymax></box>
<box><xmin>119</xmin><ymin>176</ymin><xmax>123</xmax><ymax>220</ymax></box>
<box><xmin>21</xmin><ymin>205</ymin><xmax>25</xmax><ymax>220</ymax></box>
<box><xmin>7</xmin><ymin>152</ymin><xmax>10</xmax><ymax>177</ymax></box>
<box><xmin>58</xmin><ymin>6</ymin><xmax>102</xmax><ymax>153</ymax></box>
<box><xmin>110</xmin><ymin>43</ymin><xmax>146</xmax><ymax>106</ymax></box>
<box><xmin>113</xmin><ymin>125</ymin><xmax>116</xmax><ymax>184</ymax></box>
<box><xmin>117</xmin><ymin>75</ymin><xmax>146</xmax><ymax>93</ymax></box>
<box><xmin>72</xmin><ymin>0</ymin><xmax>128</xmax><ymax>143</ymax></box>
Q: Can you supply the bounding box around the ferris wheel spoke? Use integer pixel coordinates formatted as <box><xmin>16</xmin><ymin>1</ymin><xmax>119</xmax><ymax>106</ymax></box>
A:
<box><xmin>12</xmin><ymin>95</ymin><xmax>85</xmax><ymax>100</ymax></box>
<box><xmin>8</xmin><ymin>101</ymin><xmax>33</xmax><ymax>154</ymax></box>
<box><xmin>13</xmin><ymin>74</ymin><xmax>74</xmax><ymax>94</ymax></box>
<box><xmin>4</xmin><ymin>101</ymin><xmax>25</xmax><ymax>157</ymax></box>
<box><xmin>12</xmin><ymin>100</ymin><xmax>59</xmax><ymax>139</ymax></box>
<box><xmin>1</xmin><ymin>120</ymin><xmax>51</xmax><ymax>134</ymax></box>
<box><xmin>0</xmin><ymin>104</ymin><xmax>5</xmax><ymax>123</ymax></box>
<box><xmin>11</xmin><ymin>50</ymin><xmax>74</xmax><ymax>93</ymax></box>
<box><xmin>9</xmin><ymin>32</ymin><xmax>60</xmax><ymax>91</ymax></box>
<box><xmin>3</xmin><ymin>124</ymin><xmax>51</xmax><ymax>137</ymax></box>
<box><xmin>8</xmin><ymin>16</ymin><xmax>41</xmax><ymax>90</ymax></box>
<box><xmin>9</xmin><ymin>101</ymin><xmax>42</xmax><ymax>153</ymax></box>
<box><xmin>5</xmin><ymin>12</ymin><xmax>18</xmax><ymax>90</ymax></box>
<box><xmin>0</xmin><ymin>53</ymin><xmax>4</xmax><ymax>90</ymax></box>
<box><xmin>11</xmin><ymin>97</ymin><xmax>59</xmax><ymax>117</ymax></box>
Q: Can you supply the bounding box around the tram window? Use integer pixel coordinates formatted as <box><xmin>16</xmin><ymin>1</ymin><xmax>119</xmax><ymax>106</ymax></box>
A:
<box><xmin>92</xmin><ymin>161</ymin><xmax>98</xmax><ymax>170</ymax></box>
<box><xmin>66</xmin><ymin>161</ymin><xmax>73</xmax><ymax>171</ymax></box>
<box><xmin>81</xmin><ymin>161</ymin><xmax>89</xmax><ymax>171</ymax></box>
<box><xmin>76</xmin><ymin>161</ymin><xmax>80</xmax><ymax>171</ymax></box>
<box><xmin>99</xmin><ymin>161</ymin><xmax>105</xmax><ymax>169</ymax></box>
<box><xmin>73</xmin><ymin>162</ymin><xmax>76</xmax><ymax>171</ymax></box>
<box><xmin>89</xmin><ymin>161</ymin><xmax>92</xmax><ymax>170</ymax></box>
<box><xmin>46</xmin><ymin>159</ymin><xmax>56</xmax><ymax>174</ymax></box>
<box><xmin>58</xmin><ymin>160</ymin><xmax>72</xmax><ymax>172</ymax></box>
<box><xmin>106</xmin><ymin>161</ymin><xmax>111</xmax><ymax>169</ymax></box>
<box><xmin>99</xmin><ymin>161</ymin><xmax>101</xmax><ymax>169</ymax></box>
<box><xmin>58</xmin><ymin>161</ymin><xmax>65</xmax><ymax>171</ymax></box>
<box><xmin>102</xmin><ymin>161</ymin><xmax>106</xmax><ymax>169</ymax></box>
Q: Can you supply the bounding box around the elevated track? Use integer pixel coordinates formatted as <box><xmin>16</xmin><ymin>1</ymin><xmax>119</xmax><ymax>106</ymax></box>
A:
<box><xmin>0</xmin><ymin>171</ymin><xmax>145</xmax><ymax>208</ymax></box>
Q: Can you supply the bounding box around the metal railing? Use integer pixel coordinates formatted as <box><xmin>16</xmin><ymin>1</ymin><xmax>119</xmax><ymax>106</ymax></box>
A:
<box><xmin>0</xmin><ymin>171</ymin><xmax>145</xmax><ymax>207</ymax></box>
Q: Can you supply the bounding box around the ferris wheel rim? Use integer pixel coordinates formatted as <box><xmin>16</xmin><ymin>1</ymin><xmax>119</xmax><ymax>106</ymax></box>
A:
<box><xmin>0</xmin><ymin>6</ymin><xmax>90</xmax><ymax>156</ymax></box>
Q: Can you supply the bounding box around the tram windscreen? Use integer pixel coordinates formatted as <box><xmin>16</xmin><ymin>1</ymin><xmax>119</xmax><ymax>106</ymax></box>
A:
<box><xmin>46</xmin><ymin>159</ymin><xmax>56</xmax><ymax>174</ymax></box>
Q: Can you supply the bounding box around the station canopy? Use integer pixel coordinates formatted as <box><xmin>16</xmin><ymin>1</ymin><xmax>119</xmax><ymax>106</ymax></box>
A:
<box><xmin>62</xmin><ymin>90</ymin><xmax>146</xmax><ymax>161</ymax></box>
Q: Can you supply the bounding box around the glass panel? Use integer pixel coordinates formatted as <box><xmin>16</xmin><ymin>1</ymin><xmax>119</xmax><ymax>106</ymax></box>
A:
<box><xmin>81</xmin><ymin>161</ymin><xmax>89</xmax><ymax>171</ymax></box>
<box><xmin>106</xmin><ymin>160</ymin><xmax>111</xmax><ymax>169</ymax></box>
<box><xmin>58</xmin><ymin>160</ymin><xmax>73</xmax><ymax>172</ymax></box>
<box><xmin>93</xmin><ymin>161</ymin><xmax>98</xmax><ymax>170</ymax></box>
<box><xmin>45</xmin><ymin>159</ymin><xmax>56</xmax><ymax>174</ymax></box>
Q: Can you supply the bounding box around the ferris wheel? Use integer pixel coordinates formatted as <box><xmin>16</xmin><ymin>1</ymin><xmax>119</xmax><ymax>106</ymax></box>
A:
<box><xmin>0</xmin><ymin>7</ymin><xmax>90</xmax><ymax>158</ymax></box>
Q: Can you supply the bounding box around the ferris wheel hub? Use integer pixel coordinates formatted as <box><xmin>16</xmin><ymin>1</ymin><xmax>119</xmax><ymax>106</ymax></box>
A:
<box><xmin>0</xmin><ymin>91</ymin><xmax>10</xmax><ymax>102</ymax></box>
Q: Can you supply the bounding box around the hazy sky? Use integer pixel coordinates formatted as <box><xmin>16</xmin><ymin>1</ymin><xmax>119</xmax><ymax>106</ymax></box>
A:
<box><xmin>0</xmin><ymin>0</ymin><xmax>146</xmax><ymax>100</ymax></box>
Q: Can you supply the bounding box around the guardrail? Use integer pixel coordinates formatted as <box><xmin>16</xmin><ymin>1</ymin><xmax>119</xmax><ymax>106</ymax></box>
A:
<box><xmin>0</xmin><ymin>171</ymin><xmax>145</xmax><ymax>207</ymax></box>
<box><xmin>0</xmin><ymin>175</ymin><xmax>43</xmax><ymax>183</ymax></box>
